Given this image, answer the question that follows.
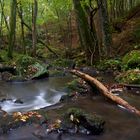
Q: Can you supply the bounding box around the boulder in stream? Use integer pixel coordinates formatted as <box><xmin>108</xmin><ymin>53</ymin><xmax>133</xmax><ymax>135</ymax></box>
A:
<box><xmin>31</xmin><ymin>63</ymin><xmax>49</xmax><ymax>80</ymax></box>
<box><xmin>14</xmin><ymin>99</ymin><xmax>24</xmax><ymax>104</ymax></box>
<box><xmin>46</xmin><ymin>108</ymin><xmax>105</xmax><ymax>135</ymax></box>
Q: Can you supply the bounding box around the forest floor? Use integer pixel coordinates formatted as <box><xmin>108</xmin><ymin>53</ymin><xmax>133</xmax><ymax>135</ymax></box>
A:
<box><xmin>112</xmin><ymin>4</ymin><xmax>140</xmax><ymax>55</ymax></box>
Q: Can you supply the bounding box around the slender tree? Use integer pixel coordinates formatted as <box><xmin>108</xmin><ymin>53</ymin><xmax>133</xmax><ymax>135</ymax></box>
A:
<box><xmin>17</xmin><ymin>1</ymin><xmax>26</xmax><ymax>54</ymax></box>
<box><xmin>32</xmin><ymin>0</ymin><xmax>38</xmax><ymax>56</ymax></box>
<box><xmin>7</xmin><ymin>0</ymin><xmax>17</xmax><ymax>58</ymax></box>
<box><xmin>0</xmin><ymin>0</ymin><xmax>9</xmax><ymax>32</ymax></box>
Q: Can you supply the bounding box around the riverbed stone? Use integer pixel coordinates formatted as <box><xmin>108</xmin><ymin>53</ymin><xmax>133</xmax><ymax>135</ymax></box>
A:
<box><xmin>14</xmin><ymin>99</ymin><xmax>24</xmax><ymax>104</ymax></box>
<box><xmin>46</xmin><ymin>108</ymin><xmax>105</xmax><ymax>135</ymax></box>
<box><xmin>1</xmin><ymin>72</ymin><xmax>13</xmax><ymax>81</ymax></box>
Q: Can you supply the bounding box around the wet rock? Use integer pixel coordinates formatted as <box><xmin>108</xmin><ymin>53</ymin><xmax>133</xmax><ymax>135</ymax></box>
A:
<box><xmin>14</xmin><ymin>99</ymin><xmax>24</xmax><ymax>104</ymax></box>
<box><xmin>60</xmin><ymin>93</ymin><xmax>75</xmax><ymax>102</ymax></box>
<box><xmin>47</xmin><ymin>108</ymin><xmax>105</xmax><ymax>135</ymax></box>
<box><xmin>31</xmin><ymin>63</ymin><xmax>49</xmax><ymax>80</ymax></box>
<box><xmin>63</xmin><ymin>108</ymin><xmax>105</xmax><ymax>135</ymax></box>
<box><xmin>0</xmin><ymin>98</ymin><xmax>12</xmax><ymax>102</ymax></box>
<box><xmin>80</xmin><ymin>67</ymin><xmax>100</xmax><ymax>76</ymax></box>
<box><xmin>0</xmin><ymin>108</ymin><xmax>7</xmax><ymax>118</ymax></box>
<box><xmin>1</xmin><ymin>72</ymin><xmax>13</xmax><ymax>81</ymax></box>
<box><xmin>0</xmin><ymin>66</ymin><xmax>16</xmax><ymax>75</ymax></box>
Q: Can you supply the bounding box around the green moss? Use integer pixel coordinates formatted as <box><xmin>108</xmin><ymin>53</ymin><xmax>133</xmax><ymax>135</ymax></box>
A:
<box><xmin>122</xmin><ymin>50</ymin><xmax>140</xmax><ymax>70</ymax></box>
<box><xmin>63</xmin><ymin>108</ymin><xmax>105</xmax><ymax>131</ymax></box>
<box><xmin>66</xmin><ymin>79</ymin><xmax>85</xmax><ymax>93</ymax></box>
<box><xmin>64</xmin><ymin>108</ymin><xmax>85</xmax><ymax>118</ymax></box>
<box><xmin>67</xmin><ymin>79</ymin><xmax>79</xmax><ymax>90</ymax></box>
<box><xmin>116</xmin><ymin>69</ymin><xmax>140</xmax><ymax>84</ymax></box>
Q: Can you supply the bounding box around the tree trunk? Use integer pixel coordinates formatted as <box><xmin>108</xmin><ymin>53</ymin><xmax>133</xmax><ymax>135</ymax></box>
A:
<box><xmin>73</xmin><ymin>0</ymin><xmax>99</xmax><ymax>64</ymax></box>
<box><xmin>7</xmin><ymin>0</ymin><xmax>17</xmax><ymax>58</ymax></box>
<box><xmin>70</xmin><ymin>70</ymin><xmax>140</xmax><ymax>117</ymax></box>
<box><xmin>97</xmin><ymin>0</ymin><xmax>112</xmax><ymax>57</ymax></box>
<box><xmin>0</xmin><ymin>0</ymin><xmax>9</xmax><ymax>32</ymax></box>
<box><xmin>17</xmin><ymin>18</ymin><xmax>58</xmax><ymax>57</ymax></box>
<box><xmin>32</xmin><ymin>0</ymin><xmax>38</xmax><ymax>56</ymax></box>
<box><xmin>17</xmin><ymin>2</ymin><xmax>26</xmax><ymax>54</ymax></box>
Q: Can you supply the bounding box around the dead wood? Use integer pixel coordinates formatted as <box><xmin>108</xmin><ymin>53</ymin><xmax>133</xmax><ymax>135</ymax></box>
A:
<box><xmin>70</xmin><ymin>70</ymin><xmax>140</xmax><ymax>117</ymax></box>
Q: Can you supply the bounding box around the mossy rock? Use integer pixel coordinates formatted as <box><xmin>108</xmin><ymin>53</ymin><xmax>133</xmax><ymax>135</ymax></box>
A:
<box><xmin>31</xmin><ymin>63</ymin><xmax>49</xmax><ymax>80</ymax></box>
<box><xmin>66</xmin><ymin>79</ymin><xmax>87</xmax><ymax>93</ymax></box>
<box><xmin>67</xmin><ymin>79</ymin><xmax>80</xmax><ymax>91</ymax></box>
<box><xmin>122</xmin><ymin>50</ymin><xmax>140</xmax><ymax>70</ymax></box>
<box><xmin>60</xmin><ymin>108</ymin><xmax>105</xmax><ymax>135</ymax></box>
<box><xmin>15</xmin><ymin>55</ymin><xmax>49</xmax><ymax>80</ymax></box>
<box><xmin>116</xmin><ymin>69</ymin><xmax>140</xmax><ymax>84</ymax></box>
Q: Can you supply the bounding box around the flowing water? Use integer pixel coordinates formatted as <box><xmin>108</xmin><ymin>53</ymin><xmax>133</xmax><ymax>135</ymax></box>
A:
<box><xmin>0</xmin><ymin>76</ymin><xmax>73</xmax><ymax>113</ymax></box>
<box><xmin>0</xmin><ymin>75</ymin><xmax>140</xmax><ymax>140</ymax></box>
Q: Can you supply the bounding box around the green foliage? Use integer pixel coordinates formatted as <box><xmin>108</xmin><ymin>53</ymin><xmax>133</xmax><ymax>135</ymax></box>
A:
<box><xmin>122</xmin><ymin>50</ymin><xmax>140</xmax><ymax>70</ymax></box>
<box><xmin>15</xmin><ymin>55</ymin><xmax>37</xmax><ymax>77</ymax></box>
<box><xmin>116</xmin><ymin>69</ymin><xmax>140</xmax><ymax>84</ymax></box>
<box><xmin>67</xmin><ymin>79</ymin><xmax>80</xmax><ymax>91</ymax></box>
<box><xmin>16</xmin><ymin>55</ymin><xmax>36</xmax><ymax>68</ymax></box>
<box><xmin>134</xmin><ymin>44</ymin><xmax>140</xmax><ymax>49</ymax></box>
<box><xmin>97</xmin><ymin>59</ymin><xmax>121</xmax><ymax>70</ymax></box>
<box><xmin>0</xmin><ymin>50</ymin><xmax>9</xmax><ymax>62</ymax></box>
<box><xmin>51</xmin><ymin>59</ymin><xmax>73</xmax><ymax>68</ymax></box>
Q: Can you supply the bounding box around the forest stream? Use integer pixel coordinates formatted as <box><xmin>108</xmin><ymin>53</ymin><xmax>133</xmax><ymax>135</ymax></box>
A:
<box><xmin>0</xmin><ymin>74</ymin><xmax>140</xmax><ymax>140</ymax></box>
<box><xmin>0</xmin><ymin>0</ymin><xmax>140</xmax><ymax>139</ymax></box>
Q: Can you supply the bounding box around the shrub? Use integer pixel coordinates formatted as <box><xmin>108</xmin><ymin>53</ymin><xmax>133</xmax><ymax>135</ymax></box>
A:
<box><xmin>122</xmin><ymin>50</ymin><xmax>140</xmax><ymax>70</ymax></box>
<box><xmin>116</xmin><ymin>69</ymin><xmax>140</xmax><ymax>84</ymax></box>
<box><xmin>97</xmin><ymin>59</ymin><xmax>121</xmax><ymax>70</ymax></box>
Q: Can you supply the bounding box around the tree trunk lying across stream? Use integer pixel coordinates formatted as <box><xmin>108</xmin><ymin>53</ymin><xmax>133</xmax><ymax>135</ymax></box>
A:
<box><xmin>70</xmin><ymin>70</ymin><xmax>140</xmax><ymax>117</ymax></box>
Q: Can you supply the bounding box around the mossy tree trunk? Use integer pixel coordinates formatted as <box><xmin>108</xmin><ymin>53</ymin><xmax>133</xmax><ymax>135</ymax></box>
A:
<box><xmin>7</xmin><ymin>0</ymin><xmax>17</xmax><ymax>58</ymax></box>
<box><xmin>17</xmin><ymin>1</ymin><xmax>26</xmax><ymax>54</ymax></box>
<box><xmin>73</xmin><ymin>0</ymin><xmax>99</xmax><ymax>64</ymax></box>
<box><xmin>97</xmin><ymin>0</ymin><xmax>112</xmax><ymax>57</ymax></box>
<box><xmin>32</xmin><ymin>0</ymin><xmax>38</xmax><ymax>56</ymax></box>
<box><xmin>0</xmin><ymin>0</ymin><xmax>9</xmax><ymax>32</ymax></box>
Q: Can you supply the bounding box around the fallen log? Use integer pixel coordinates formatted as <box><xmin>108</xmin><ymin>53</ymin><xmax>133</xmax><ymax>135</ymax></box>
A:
<box><xmin>70</xmin><ymin>70</ymin><xmax>140</xmax><ymax>117</ymax></box>
<box><xmin>123</xmin><ymin>84</ymin><xmax>140</xmax><ymax>90</ymax></box>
